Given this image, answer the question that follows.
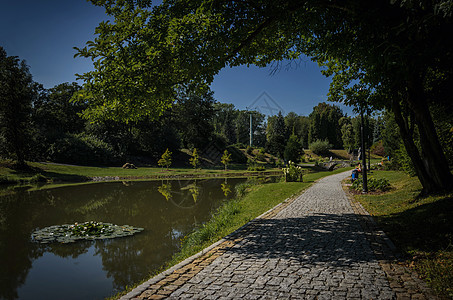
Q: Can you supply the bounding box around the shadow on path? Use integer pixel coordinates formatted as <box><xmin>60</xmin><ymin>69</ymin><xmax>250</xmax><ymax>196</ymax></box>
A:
<box><xmin>225</xmin><ymin>213</ymin><xmax>376</xmax><ymax>266</ymax></box>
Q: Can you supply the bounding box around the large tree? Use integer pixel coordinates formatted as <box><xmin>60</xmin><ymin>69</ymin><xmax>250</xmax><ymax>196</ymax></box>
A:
<box><xmin>266</xmin><ymin>111</ymin><xmax>286</xmax><ymax>158</ymax></box>
<box><xmin>172</xmin><ymin>87</ymin><xmax>215</xmax><ymax>149</ymax></box>
<box><xmin>0</xmin><ymin>47</ymin><xmax>34</xmax><ymax>166</ymax></box>
<box><xmin>76</xmin><ymin>0</ymin><xmax>453</xmax><ymax>193</ymax></box>
<box><xmin>308</xmin><ymin>102</ymin><xmax>344</xmax><ymax>148</ymax></box>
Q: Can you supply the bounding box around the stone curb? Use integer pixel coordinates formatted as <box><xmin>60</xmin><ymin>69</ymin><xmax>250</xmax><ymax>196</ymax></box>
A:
<box><xmin>120</xmin><ymin>184</ymin><xmax>302</xmax><ymax>300</ymax></box>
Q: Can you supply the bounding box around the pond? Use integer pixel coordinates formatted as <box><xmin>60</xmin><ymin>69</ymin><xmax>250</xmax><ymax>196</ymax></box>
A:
<box><xmin>0</xmin><ymin>177</ymin><xmax>250</xmax><ymax>300</ymax></box>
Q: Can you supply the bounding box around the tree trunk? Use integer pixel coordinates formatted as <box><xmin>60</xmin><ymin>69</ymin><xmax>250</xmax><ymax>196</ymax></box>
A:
<box><xmin>392</xmin><ymin>99</ymin><xmax>438</xmax><ymax>193</ymax></box>
<box><xmin>406</xmin><ymin>76</ymin><xmax>453</xmax><ymax>192</ymax></box>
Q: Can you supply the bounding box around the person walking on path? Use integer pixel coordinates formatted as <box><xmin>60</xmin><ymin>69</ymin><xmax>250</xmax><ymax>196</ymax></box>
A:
<box><xmin>124</xmin><ymin>171</ymin><xmax>435</xmax><ymax>299</ymax></box>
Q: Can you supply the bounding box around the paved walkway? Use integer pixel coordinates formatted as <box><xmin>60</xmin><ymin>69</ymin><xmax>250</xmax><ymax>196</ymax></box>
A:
<box><xmin>123</xmin><ymin>171</ymin><xmax>437</xmax><ymax>299</ymax></box>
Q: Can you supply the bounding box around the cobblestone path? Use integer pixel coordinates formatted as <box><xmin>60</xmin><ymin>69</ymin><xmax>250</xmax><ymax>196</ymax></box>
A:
<box><xmin>124</xmin><ymin>171</ymin><xmax>436</xmax><ymax>300</ymax></box>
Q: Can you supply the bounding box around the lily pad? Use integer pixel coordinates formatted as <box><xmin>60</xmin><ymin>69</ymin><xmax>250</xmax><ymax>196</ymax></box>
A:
<box><xmin>32</xmin><ymin>221</ymin><xmax>144</xmax><ymax>244</ymax></box>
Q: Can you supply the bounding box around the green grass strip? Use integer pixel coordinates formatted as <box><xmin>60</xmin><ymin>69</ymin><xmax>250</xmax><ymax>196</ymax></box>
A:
<box><xmin>352</xmin><ymin>170</ymin><xmax>453</xmax><ymax>298</ymax></box>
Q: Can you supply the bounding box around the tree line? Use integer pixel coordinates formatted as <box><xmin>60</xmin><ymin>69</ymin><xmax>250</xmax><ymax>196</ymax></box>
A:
<box><xmin>0</xmin><ymin>46</ymin><xmax>369</xmax><ymax>167</ymax></box>
<box><xmin>1</xmin><ymin>45</ymin><xmax>451</xmax><ymax>182</ymax></box>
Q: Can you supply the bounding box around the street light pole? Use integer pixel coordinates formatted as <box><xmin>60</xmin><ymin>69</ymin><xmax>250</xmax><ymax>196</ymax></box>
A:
<box><xmin>249</xmin><ymin>112</ymin><xmax>253</xmax><ymax>147</ymax></box>
<box><xmin>360</xmin><ymin>104</ymin><xmax>368</xmax><ymax>193</ymax></box>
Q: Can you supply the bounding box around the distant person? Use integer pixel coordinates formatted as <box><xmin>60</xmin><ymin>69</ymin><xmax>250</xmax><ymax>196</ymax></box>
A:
<box><xmin>351</xmin><ymin>166</ymin><xmax>359</xmax><ymax>182</ymax></box>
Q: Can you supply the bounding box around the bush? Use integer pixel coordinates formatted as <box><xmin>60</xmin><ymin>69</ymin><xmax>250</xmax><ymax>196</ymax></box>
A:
<box><xmin>283</xmin><ymin>161</ymin><xmax>304</xmax><ymax>182</ymax></box>
<box><xmin>393</xmin><ymin>145</ymin><xmax>417</xmax><ymax>176</ymax></box>
<box><xmin>352</xmin><ymin>177</ymin><xmax>390</xmax><ymax>192</ymax></box>
<box><xmin>48</xmin><ymin>133</ymin><xmax>117</xmax><ymax>166</ymax></box>
<box><xmin>255</xmin><ymin>151</ymin><xmax>266</xmax><ymax>162</ymax></box>
<box><xmin>273</xmin><ymin>158</ymin><xmax>284</xmax><ymax>168</ymax></box>
<box><xmin>247</xmin><ymin>159</ymin><xmax>266</xmax><ymax>171</ymax></box>
<box><xmin>246</xmin><ymin>146</ymin><xmax>253</xmax><ymax>155</ymax></box>
<box><xmin>235</xmin><ymin>182</ymin><xmax>255</xmax><ymax>197</ymax></box>
<box><xmin>309</xmin><ymin>139</ymin><xmax>332</xmax><ymax>155</ymax></box>
<box><xmin>371</xmin><ymin>140</ymin><xmax>386</xmax><ymax>157</ymax></box>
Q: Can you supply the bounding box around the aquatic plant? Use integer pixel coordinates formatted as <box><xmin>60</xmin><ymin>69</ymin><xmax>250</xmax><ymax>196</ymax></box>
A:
<box><xmin>31</xmin><ymin>221</ymin><xmax>144</xmax><ymax>244</ymax></box>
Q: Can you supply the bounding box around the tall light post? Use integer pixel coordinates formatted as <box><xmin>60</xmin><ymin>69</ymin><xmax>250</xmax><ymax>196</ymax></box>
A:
<box><xmin>359</xmin><ymin>93</ymin><xmax>368</xmax><ymax>193</ymax></box>
<box><xmin>246</xmin><ymin>107</ymin><xmax>253</xmax><ymax>147</ymax></box>
<box><xmin>249</xmin><ymin>112</ymin><xmax>253</xmax><ymax>147</ymax></box>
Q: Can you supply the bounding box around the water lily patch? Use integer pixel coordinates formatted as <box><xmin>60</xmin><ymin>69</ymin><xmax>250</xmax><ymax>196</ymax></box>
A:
<box><xmin>31</xmin><ymin>221</ymin><xmax>144</xmax><ymax>244</ymax></box>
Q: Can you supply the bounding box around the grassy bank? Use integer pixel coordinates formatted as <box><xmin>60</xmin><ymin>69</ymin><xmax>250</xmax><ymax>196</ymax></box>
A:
<box><xmin>351</xmin><ymin>170</ymin><xmax>453</xmax><ymax>298</ymax></box>
<box><xmin>112</xmin><ymin>167</ymin><xmax>351</xmax><ymax>299</ymax></box>
<box><xmin>0</xmin><ymin>161</ymin><xmax>282</xmax><ymax>184</ymax></box>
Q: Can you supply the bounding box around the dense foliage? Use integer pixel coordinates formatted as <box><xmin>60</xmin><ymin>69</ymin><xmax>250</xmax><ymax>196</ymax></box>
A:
<box><xmin>0</xmin><ymin>47</ymin><xmax>34</xmax><ymax>167</ymax></box>
<box><xmin>352</xmin><ymin>178</ymin><xmax>391</xmax><ymax>192</ymax></box>
<box><xmin>71</xmin><ymin>0</ymin><xmax>453</xmax><ymax>193</ymax></box>
<box><xmin>309</xmin><ymin>139</ymin><xmax>332</xmax><ymax>156</ymax></box>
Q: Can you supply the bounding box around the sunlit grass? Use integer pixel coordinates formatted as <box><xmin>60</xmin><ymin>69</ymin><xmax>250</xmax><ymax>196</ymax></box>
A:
<box><xmin>0</xmin><ymin>161</ymin><xmax>281</xmax><ymax>185</ymax></box>
<box><xmin>353</xmin><ymin>170</ymin><xmax>453</xmax><ymax>298</ymax></box>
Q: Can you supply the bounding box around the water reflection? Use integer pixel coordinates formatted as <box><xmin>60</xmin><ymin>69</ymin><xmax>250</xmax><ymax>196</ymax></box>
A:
<box><xmin>221</xmin><ymin>178</ymin><xmax>232</xmax><ymax>197</ymax></box>
<box><xmin>157</xmin><ymin>182</ymin><xmax>172</xmax><ymax>201</ymax></box>
<box><xmin>0</xmin><ymin>178</ymin><xmax>250</xmax><ymax>300</ymax></box>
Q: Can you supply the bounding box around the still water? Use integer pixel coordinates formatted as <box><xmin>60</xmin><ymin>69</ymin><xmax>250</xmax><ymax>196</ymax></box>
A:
<box><xmin>0</xmin><ymin>178</ymin><xmax>248</xmax><ymax>300</ymax></box>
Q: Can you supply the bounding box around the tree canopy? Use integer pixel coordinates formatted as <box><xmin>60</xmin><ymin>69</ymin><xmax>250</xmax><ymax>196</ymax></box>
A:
<box><xmin>0</xmin><ymin>47</ymin><xmax>34</xmax><ymax>166</ymax></box>
<box><xmin>75</xmin><ymin>0</ymin><xmax>453</xmax><ymax>192</ymax></box>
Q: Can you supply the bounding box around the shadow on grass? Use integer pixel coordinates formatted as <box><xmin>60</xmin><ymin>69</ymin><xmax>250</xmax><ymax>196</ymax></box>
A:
<box><xmin>4</xmin><ymin>166</ymin><xmax>89</xmax><ymax>183</ymax></box>
<box><xmin>375</xmin><ymin>195</ymin><xmax>453</xmax><ymax>253</ymax></box>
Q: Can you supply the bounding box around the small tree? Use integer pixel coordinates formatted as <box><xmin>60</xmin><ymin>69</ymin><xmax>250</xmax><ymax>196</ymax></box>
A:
<box><xmin>309</xmin><ymin>139</ymin><xmax>332</xmax><ymax>156</ymax></box>
<box><xmin>284</xmin><ymin>134</ymin><xmax>302</xmax><ymax>163</ymax></box>
<box><xmin>189</xmin><ymin>148</ymin><xmax>200</xmax><ymax>169</ymax></box>
<box><xmin>221</xmin><ymin>150</ymin><xmax>231</xmax><ymax>171</ymax></box>
<box><xmin>158</xmin><ymin>148</ymin><xmax>172</xmax><ymax>170</ymax></box>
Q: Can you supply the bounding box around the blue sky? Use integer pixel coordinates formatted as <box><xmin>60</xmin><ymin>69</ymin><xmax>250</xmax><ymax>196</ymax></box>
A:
<box><xmin>0</xmin><ymin>0</ymin><xmax>354</xmax><ymax>117</ymax></box>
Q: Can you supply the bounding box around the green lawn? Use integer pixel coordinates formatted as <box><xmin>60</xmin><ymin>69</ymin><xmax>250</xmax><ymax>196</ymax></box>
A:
<box><xmin>352</xmin><ymin>170</ymin><xmax>453</xmax><ymax>298</ymax></box>
<box><xmin>0</xmin><ymin>161</ymin><xmax>280</xmax><ymax>184</ymax></box>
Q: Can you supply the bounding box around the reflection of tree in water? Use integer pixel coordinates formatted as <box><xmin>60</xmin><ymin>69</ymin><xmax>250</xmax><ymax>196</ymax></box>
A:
<box><xmin>47</xmin><ymin>241</ymin><xmax>91</xmax><ymax>259</ymax></box>
<box><xmin>0</xmin><ymin>192</ymin><xmax>52</xmax><ymax>299</ymax></box>
<box><xmin>221</xmin><ymin>178</ymin><xmax>232</xmax><ymax>197</ymax></box>
<box><xmin>188</xmin><ymin>182</ymin><xmax>200</xmax><ymax>203</ymax></box>
<box><xmin>92</xmin><ymin>226</ymin><xmax>188</xmax><ymax>292</ymax></box>
<box><xmin>157</xmin><ymin>182</ymin><xmax>172</xmax><ymax>201</ymax></box>
<box><xmin>166</xmin><ymin>179</ymin><xmax>203</xmax><ymax>209</ymax></box>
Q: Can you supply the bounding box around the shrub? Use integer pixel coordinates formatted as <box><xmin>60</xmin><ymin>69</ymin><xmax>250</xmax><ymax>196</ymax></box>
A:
<box><xmin>48</xmin><ymin>133</ymin><xmax>117</xmax><ymax>166</ymax></box>
<box><xmin>273</xmin><ymin>158</ymin><xmax>284</xmax><ymax>168</ymax></box>
<box><xmin>393</xmin><ymin>145</ymin><xmax>417</xmax><ymax>176</ymax></box>
<box><xmin>371</xmin><ymin>140</ymin><xmax>386</xmax><ymax>157</ymax></box>
<box><xmin>255</xmin><ymin>151</ymin><xmax>266</xmax><ymax>162</ymax></box>
<box><xmin>352</xmin><ymin>177</ymin><xmax>390</xmax><ymax>192</ymax></box>
<box><xmin>235</xmin><ymin>182</ymin><xmax>254</xmax><ymax>197</ymax></box>
<box><xmin>283</xmin><ymin>161</ymin><xmax>304</xmax><ymax>182</ymax></box>
<box><xmin>309</xmin><ymin>139</ymin><xmax>332</xmax><ymax>155</ymax></box>
<box><xmin>247</xmin><ymin>158</ymin><xmax>265</xmax><ymax>171</ymax></box>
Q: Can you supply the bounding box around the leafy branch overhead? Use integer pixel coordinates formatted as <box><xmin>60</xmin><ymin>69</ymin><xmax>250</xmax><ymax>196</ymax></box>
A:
<box><xmin>75</xmin><ymin>0</ymin><xmax>453</xmax><ymax>193</ymax></box>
